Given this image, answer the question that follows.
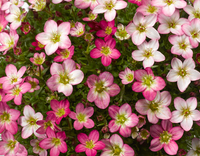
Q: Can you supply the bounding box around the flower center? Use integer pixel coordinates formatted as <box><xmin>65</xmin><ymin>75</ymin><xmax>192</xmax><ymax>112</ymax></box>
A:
<box><xmin>101</xmin><ymin>46</ymin><xmax>111</xmax><ymax>56</ymax></box>
<box><xmin>194</xmin><ymin>10</ymin><xmax>200</xmax><ymax>19</ymax></box>
<box><xmin>0</xmin><ymin>112</ymin><xmax>10</xmax><ymax>122</ymax></box>
<box><xmin>37</xmin><ymin>41</ymin><xmax>44</xmax><ymax>48</ymax></box>
<box><xmin>191</xmin><ymin>31</ymin><xmax>199</xmax><ymax>39</ymax></box>
<box><xmin>44</xmin><ymin>120</ymin><xmax>53</xmax><ymax>129</ymax></box>
<box><xmin>23</xmin><ymin>24</ymin><xmax>30</xmax><ymax>32</ymax></box>
<box><xmin>195</xmin><ymin>147</ymin><xmax>200</xmax><ymax>155</ymax></box>
<box><xmin>149</xmin><ymin>101</ymin><xmax>159</xmax><ymax>112</ymax></box>
<box><xmin>10</xmin><ymin>77</ymin><xmax>18</xmax><ymax>84</ymax></box>
<box><xmin>181</xmin><ymin>108</ymin><xmax>191</xmax><ymax>117</ymax></box>
<box><xmin>34</xmin><ymin>56</ymin><xmax>44</xmax><ymax>65</ymax></box>
<box><xmin>112</xmin><ymin>145</ymin><xmax>122</xmax><ymax>155</ymax></box>
<box><xmin>160</xmin><ymin>131</ymin><xmax>172</xmax><ymax>144</ymax></box>
<box><xmin>179</xmin><ymin>42</ymin><xmax>187</xmax><ymax>50</ymax></box>
<box><xmin>29</xmin><ymin>81</ymin><xmax>37</xmax><ymax>89</ymax></box>
<box><xmin>126</xmin><ymin>74</ymin><xmax>134</xmax><ymax>82</ymax></box>
<box><xmin>76</xmin><ymin>113</ymin><xmax>86</xmax><ymax>123</ymax></box>
<box><xmin>137</xmin><ymin>24</ymin><xmax>146</xmax><ymax>33</ymax></box>
<box><xmin>52</xmin><ymin>138</ymin><xmax>61</xmax><ymax>146</ymax></box>
<box><xmin>34</xmin><ymin>1</ymin><xmax>46</xmax><ymax>11</ymax></box>
<box><xmin>76</xmin><ymin>28</ymin><xmax>84</xmax><ymax>36</ymax></box>
<box><xmin>56</xmin><ymin>108</ymin><xmax>65</xmax><ymax>117</ymax></box>
<box><xmin>60</xmin><ymin>49</ymin><xmax>70</xmax><ymax>58</ymax></box>
<box><xmin>59</xmin><ymin>73</ymin><xmax>70</xmax><ymax>85</ymax></box>
<box><xmin>142</xmin><ymin>75</ymin><xmax>154</xmax><ymax>87</ymax></box>
<box><xmin>140</xmin><ymin>129</ymin><xmax>149</xmax><ymax>139</ymax></box>
<box><xmin>105</xmin><ymin>26</ymin><xmax>112</xmax><ymax>35</ymax></box>
<box><xmin>147</xmin><ymin>5</ymin><xmax>157</xmax><ymax>13</ymax></box>
<box><xmin>168</xmin><ymin>22</ymin><xmax>176</xmax><ymax>29</ymax></box>
<box><xmin>105</xmin><ymin>1</ymin><xmax>114</xmax><ymax>11</ymax></box>
<box><xmin>51</xmin><ymin>33</ymin><xmax>61</xmax><ymax>43</ymax></box>
<box><xmin>85</xmin><ymin>140</ymin><xmax>95</xmax><ymax>149</ymax></box>
<box><xmin>12</xmin><ymin>86</ymin><xmax>21</xmax><ymax>96</ymax></box>
<box><xmin>28</xmin><ymin>117</ymin><xmax>37</xmax><ymax>125</ymax></box>
<box><xmin>178</xmin><ymin>69</ymin><xmax>187</xmax><ymax>77</ymax></box>
<box><xmin>7</xmin><ymin>140</ymin><xmax>18</xmax><ymax>150</ymax></box>
<box><xmin>89</xmin><ymin>13</ymin><xmax>96</xmax><ymax>20</ymax></box>
<box><xmin>95</xmin><ymin>81</ymin><xmax>105</xmax><ymax>93</ymax></box>
<box><xmin>116</xmin><ymin>114</ymin><xmax>127</xmax><ymax>125</ymax></box>
<box><xmin>197</xmin><ymin>55</ymin><xmax>200</xmax><ymax>63</ymax></box>
<box><xmin>165</xmin><ymin>0</ymin><xmax>173</xmax><ymax>5</ymax></box>
<box><xmin>117</xmin><ymin>29</ymin><xmax>129</xmax><ymax>38</ymax></box>
<box><xmin>143</xmin><ymin>49</ymin><xmax>153</xmax><ymax>58</ymax></box>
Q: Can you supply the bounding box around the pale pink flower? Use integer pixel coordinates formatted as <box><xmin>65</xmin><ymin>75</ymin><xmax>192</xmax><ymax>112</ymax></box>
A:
<box><xmin>168</xmin><ymin>35</ymin><xmax>193</xmax><ymax>59</ymax></box>
<box><xmin>0</xmin><ymin>64</ymin><xmax>26</xmax><ymax>90</ymax></box>
<box><xmin>53</xmin><ymin>46</ymin><xmax>74</xmax><ymax>62</ymax></box>
<box><xmin>158</xmin><ymin>10</ymin><xmax>188</xmax><ymax>35</ymax></box>
<box><xmin>90</xmin><ymin>38</ymin><xmax>121</xmax><ymax>66</ymax></box>
<box><xmin>132</xmin><ymin>67</ymin><xmax>166</xmax><ymax>101</ymax></box>
<box><xmin>128</xmin><ymin>0</ymin><xmax>142</xmax><ymax>6</ymax></box>
<box><xmin>149</xmin><ymin>120</ymin><xmax>184</xmax><ymax>155</ymax></box>
<box><xmin>69</xmin><ymin>103</ymin><xmax>94</xmax><ymax>130</ymax></box>
<box><xmin>170</xmin><ymin>97</ymin><xmax>200</xmax><ymax>131</ymax></box>
<box><xmin>126</xmin><ymin>12</ymin><xmax>160</xmax><ymax>45</ymax></box>
<box><xmin>82</xmin><ymin>11</ymin><xmax>98</xmax><ymax>21</ymax></box>
<box><xmin>184</xmin><ymin>0</ymin><xmax>200</xmax><ymax>21</ymax></box>
<box><xmin>182</xmin><ymin>18</ymin><xmax>200</xmax><ymax>48</ymax></box>
<box><xmin>151</xmin><ymin>0</ymin><xmax>186</xmax><ymax>16</ymax></box>
<box><xmin>101</xmin><ymin>134</ymin><xmax>135</xmax><ymax>156</ymax></box>
<box><xmin>108</xmin><ymin>103</ymin><xmax>139</xmax><ymax>137</ymax></box>
<box><xmin>166</xmin><ymin>58</ymin><xmax>200</xmax><ymax>92</ymax></box>
<box><xmin>25</xmin><ymin>76</ymin><xmax>40</xmax><ymax>93</ymax></box>
<box><xmin>0</xmin><ymin>102</ymin><xmax>20</xmax><ymax>134</ymax></box>
<box><xmin>74</xmin><ymin>0</ymin><xmax>98</xmax><ymax>10</ymax></box>
<box><xmin>132</xmin><ymin>40</ymin><xmax>165</xmax><ymax>68</ymax></box>
<box><xmin>0</xmin><ymin>90</ymin><xmax>5</xmax><ymax>102</ymax></box>
<box><xmin>46</xmin><ymin>99</ymin><xmax>71</xmax><ymax>125</ymax></box>
<box><xmin>19</xmin><ymin>105</ymin><xmax>45</xmax><ymax>139</ymax></box>
<box><xmin>70</xmin><ymin>22</ymin><xmax>85</xmax><ymax>37</ymax></box>
<box><xmin>39</xmin><ymin>127</ymin><xmax>67</xmax><ymax>156</ymax></box>
<box><xmin>75</xmin><ymin>130</ymin><xmax>105</xmax><ymax>156</ymax></box>
<box><xmin>36</xmin><ymin>20</ymin><xmax>71</xmax><ymax>55</ymax></box>
<box><xmin>52</xmin><ymin>0</ymin><xmax>71</xmax><ymax>4</ymax></box>
<box><xmin>137</xmin><ymin>0</ymin><xmax>161</xmax><ymax>16</ymax></box>
<box><xmin>87</xmin><ymin>71</ymin><xmax>120</xmax><ymax>109</ymax></box>
<box><xmin>29</xmin><ymin>0</ymin><xmax>46</xmax><ymax>11</ymax></box>
<box><xmin>30</xmin><ymin>52</ymin><xmax>46</xmax><ymax>66</ymax></box>
<box><xmin>93</xmin><ymin>0</ymin><xmax>127</xmax><ymax>21</ymax></box>
<box><xmin>119</xmin><ymin>67</ymin><xmax>134</xmax><ymax>84</ymax></box>
<box><xmin>1</xmin><ymin>0</ymin><xmax>24</xmax><ymax>14</ymax></box>
<box><xmin>46</xmin><ymin>59</ymin><xmax>84</xmax><ymax>96</ymax></box>
<box><xmin>135</xmin><ymin>91</ymin><xmax>172</xmax><ymax>124</ymax></box>
<box><xmin>30</xmin><ymin>138</ymin><xmax>47</xmax><ymax>156</ymax></box>
<box><xmin>0</xmin><ymin>28</ymin><xmax>19</xmax><ymax>55</ymax></box>
<box><xmin>0</xmin><ymin>11</ymin><xmax>8</xmax><ymax>32</ymax></box>
<box><xmin>187</xmin><ymin>138</ymin><xmax>200</xmax><ymax>156</ymax></box>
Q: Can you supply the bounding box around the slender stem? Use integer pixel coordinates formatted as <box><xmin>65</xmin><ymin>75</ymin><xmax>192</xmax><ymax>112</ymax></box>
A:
<box><xmin>119</xmin><ymin>84</ymin><xmax>125</xmax><ymax>103</ymax></box>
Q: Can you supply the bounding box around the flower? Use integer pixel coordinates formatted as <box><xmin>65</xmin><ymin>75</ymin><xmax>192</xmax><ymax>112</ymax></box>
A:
<box><xmin>149</xmin><ymin>120</ymin><xmax>184</xmax><ymax>155</ymax></box>
<box><xmin>96</xmin><ymin>20</ymin><xmax>117</xmax><ymax>41</ymax></box>
<box><xmin>82</xmin><ymin>11</ymin><xmax>98</xmax><ymax>21</ymax></box>
<box><xmin>128</xmin><ymin>0</ymin><xmax>142</xmax><ymax>6</ymax></box>
<box><xmin>184</xmin><ymin>0</ymin><xmax>200</xmax><ymax>21</ymax></box>
<box><xmin>30</xmin><ymin>52</ymin><xmax>46</xmax><ymax>66</ymax></box>
<box><xmin>170</xmin><ymin>97</ymin><xmax>200</xmax><ymax>131</ymax></box>
<box><xmin>132</xmin><ymin>40</ymin><xmax>165</xmax><ymax>68</ymax></box>
<box><xmin>25</xmin><ymin>76</ymin><xmax>40</xmax><ymax>93</ymax></box>
<box><xmin>74</xmin><ymin>0</ymin><xmax>98</xmax><ymax>10</ymax></box>
<box><xmin>187</xmin><ymin>138</ymin><xmax>200</xmax><ymax>156</ymax></box>
<box><xmin>46</xmin><ymin>99</ymin><xmax>71</xmax><ymax>124</ymax></box>
<box><xmin>196</xmin><ymin>53</ymin><xmax>200</xmax><ymax>64</ymax></box>
<box><xmin>114</xmin><ymin>23</ymin><xmax>130</xmax><ymax>40</ymax></box>
<box><xmin>132</xmin><ymin>67</ymin><xmax>166</xmax><ymax>101</ymax></box>
<box><xmin>1</xmin><ymin>0</ymin><xmax>24</xmax><ymax>14</ymax></box>
<box><xmin>86</xmin><ymin>71</ymin><xmax>120</xmax><ymax>109</ymax></box>
<box><xmin>69</xmin><ymin>103</ymin><xmax>94</xmax><ymax>130</ymax></box>
<box><xmin>53</xmin><ymin>46</ymin><xmax>74</xmax><ymax>62</ymax></box>
<box><xmin>36</xmin><ymin>20</ymin><xmax>71</xmax><ymax>55</ymax></box>
<box><xmin>32</xmin><ymin>39</ymin><xmax>45</xmax><ymax>51</ymax></box>
<box><xmin>0</xmin><ymin>102</ymin><xmax>20</xmax><ymax>134</ymax></box>
<box><xmin>52</xmin><ymin>0</ymin><xmax>71</xmax><ymax>4</ymax></box>
<box><xmin>135</xmin><ymin>91</ymin><xmax>172</xmax><ymax>124</ymax></box>
<box><xmin>92</xmin><ymin>0</ymin><xmax>127</xmax><ymax>21</ymax></box>
<box><xmin>101</xmin><ymin>134</ymin><xmax>135</xmax><ymax>156</ymax></box>
<box><xmin>20</xmin><ymin>22</ymin><xmax>31</xmax><ymax>35</ymax></box>
<box><xmin>90</xmin><ymin>38</ymin><xmax>121</xmax><ymax>66</ymax></box>
<box><xmin>30</xmin><ymin>138</ymin><xmax>47</xmax><ymax>156</ymax></box>
<box><xmin>75</xmin><ymin>130</ymin><xmax>105</xmax><ymax>156</ymax></box>
<box><xmin>18</xmin><ymin>105</ymin><xmax>45</xmax><ymax>139</ymax></box>
<box><xmin>29</xmin><ymin>0</ymin><xmax>46</xmax><ymax>11</ymax></box>
<box><xmin>119</xmin><ymin>67</ymin><xmax>134</xmax><ymax>84</ymax></box>
<box><xmin>46</xmin><ymin>59</ymin><xmax>84</xmax><ymax>96</ymax></box>
<box><xmin>39</xmin><ymin>127</ymin><xmax>67</xmax><ymax>156</ymax></box>
<box><xmin>108</xmin><ymin>103</ymin><xmax>139</xmax><ymax>137</ymax></box>
<box><xmin>126</xmin><ymin>12</ymin><xmax>160</xmax><ymax>45</ymax></box>
<box><xmin>70</xmin><ymin>22</ymin><xmax>85</xmax><ymax>37</ymax></box>
<box><xmin>166</xmin><ymin>58</ymin><xmax>200</xmax><ymax>92</ymax></box>
<box><xmin>0</xmin><ymin>11</ymin><xmax>8</xmax><ymax>32</ymax></box>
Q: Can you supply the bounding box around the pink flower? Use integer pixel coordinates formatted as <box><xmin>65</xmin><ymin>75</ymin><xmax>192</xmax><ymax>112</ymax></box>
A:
<box><xmin>46</xmin><ymin>59</ymin><xmax>84</xmax><ymax>96</ymax></box>
<box><xmin>1</xmin><ymin>0</ymin><xmax>24</xmax><ymax>14</ymax></box>
<box><xmin>32</xmin><ymin>39</ymin><xmax>45</xmax><ymax>51</ymax></box>
<box><xmin>75</xmin><ymin>130</ymin><xmax>105</xmax><ymax>156</ymax></box>
<box><xmin>70</xmin><ymin>22</ymin><xmax>85</xmax><ymax>37</ymax></box>
<box><xmin>149</xmin><ymin>120</ymin><xmax>184</xmax><ymax>155</ymax></box>
<box><xmin>46</xmin><ymin>99</ymin><xmax>71</xmax><ymax>125</ymax></box>
<box><xmin>30</xmin><ymin>52</ymin><xmax>46</xmax><ymax>66</ymax></box>
<box><xmin>132</xmin><ymin>40</ymin><xmax>165</xmax><ymax>68</ymax></box>
<box><xmin>28</xmin><ymin>0</ymin><xmax>46</xmax><ymax>11</ymax></box>
<box><xmin>166</xmin><ymin>58</ymin><xmax>200</xmax><ymax>92</ymax></box>
<box><xmin>74</xmin><ymin>0</ymin><xmax>98</xmax><ymax>10</ymax></box>
<box><xmin>39</xmin><ymin>127</ymin><xmax>67</xmax><ymax>156</ymax></box>
<box><xmin>0</xmin><ymin>102</ymin><xmax>20</xmax><ymax>134</ymax></box>
<box><xmin>53</xmin><ymin>46</ymin><xmax>74</xmax><ymax>62</ymax></box>
<box><xmin>187</xmin><ymin>138</ymin><xmax>200</xmax><ymax>156</ymax></box>
<box><xmin>151</xmin><ymin>0</ymin><xmax>186</xmax><ymax>16</ymax></box>
<box><xmin>52</xmin><ymin>0</ymin><xmax>71</xmax><ymax>4</ymax></box>
<box><xmin>135</xmin><ymin>91</ymin><xmax>172</xmax><ymax>124</ymax></box>
<box><xmin>168</xmin><ymin>35</ymin><xmax>193</xmax><ymax>59</ymax></box>
<box><xmin>184</xmin><ymin>0</ymin><xmax>200</xmax><ymax>21</ymax></box>
<box><xmin>82</xmin><ymin>11</ymin><xmax>98</xmax><ymax>21</ymax></box>
<box><xmin>25</xmin><ymin>76</ymin><xmax>40</xmax><ymax>93</ymax></box>
<box><xmin>132</xmin><ymin>67</ymin><xmax>166</xmax><ymax>101</ymax></box>
<box><xmin>0</xmin><ymin>11</ymin><xmax>8</xmax><ymax>32</ymax></box>
<box><xmin>18</xmin><ymin>105</ymin><xmax>45</xmax><ymax>139</ymax></box>
<box><xmin>119</xmin><ymin>67</ymin><xmax>134</xmax><ymax>85</ymax></box>
<box><xmin>87</xmin><ymin>71</ymin><xmax>120</xmax><ymax>109</ymax></box>
<box><xmin>108</xmin><ymin>103</ymin><xmax>139</xmax><ymax>137</ymax></box>
<box><xmin>114</xmin><ymin>23</ymin><xmax>130</xmax><ymax>40</ymax></box>
<box><xmin>101</xmin><ymin>134</ymin><xmax>135</xmax><ymax>156</ymax></box>
<box><xmin>128</xmin><ymin>0</ymin><xmax>142</xmax><ymax>6</ymax></box>
<box><xmin>36</xmin><ymin>20</ymin><xmax>71</xmax><ymax>55</ymax></box>
<box><xmin>96</xmin><ymin>20</ymin><xmax>117</xmax><ymax>41</ymax></box>
<box><xmin>30</xmin><ymin>138</ymin><xmax>47</xmax><ymax>156</ymax></box>
<box><xmin>126</xmin><ymin>12</ymin><xmax>160</xmax><ymax>45</ymax></box>
<box><xmin>20</xmin><ymin>22</ymin><xmax>31</xmax><ymax>35</ymax></box>
<box><xmin>69</xmin><ymin>103</ymin><xmax>94</xmax><ymax>130</ymax></box>
<box><xmin>93</xmin><ymin>0</ymin><xmax>127</xmax><ymax>21</ymax></box>
<box><xmin>90</xmin><ymin>38</ymin><xmax>121</xmax><ymax>66</ymax></box>
<box><xmin>170</xmin><ymin>97</ymin><xmax>200</xmax><ymax>131</ymax></box>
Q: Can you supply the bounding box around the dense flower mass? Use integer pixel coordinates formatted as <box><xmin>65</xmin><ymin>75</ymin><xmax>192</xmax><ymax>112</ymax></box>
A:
<box><xmin>0</xmin><ymin>0</ymin><xmax>200</xmax><ymax>155</ymax></box>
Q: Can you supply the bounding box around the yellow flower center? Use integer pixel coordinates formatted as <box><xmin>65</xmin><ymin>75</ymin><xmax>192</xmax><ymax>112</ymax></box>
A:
<box><xmin>95</xmin><ymin>81</ymin><xmax>105</xmax><ymax>93</ymax></box>
<box><xmin>0</xmin><ymin>112</ymin><xmax>10</xmax><ymax>122</ymax></box>
<box><xmin>101</xmin><ymin>46</ymin><xmax>111</xmax><ymax>56</ymax></box>
<box><xmin>59</xmin><ymin>73</ymin><xmax>70</xmax><ymax>85</ymax></box>
<box><xmin>76</xmin><ymin>113</ymin><xmax>86</xmax><ymax>123</ymax></box>
<box><xmin>105</xmin><ymin>1</ymin><xmax>115</xmax><ymax>11</ymax></box>
<box><xmin>160</xmin><ymin>131</ymin><xmax>172</xmax><ymax>144</ymax></box>
<box><xmin>143</xmin><ymin>49</ymin><xmax>153</xmax><ymax>58</ymax></box>
<box><xmin>164</xmin><ymin>0</ymin><xmax>173</xmax><ymax>5</ymax></box>
<box><xmin>137</xmin><ymin>24</ymin><xmax>146</xmax><ymax>33</ymax></box>
<box><xmin>126</xmin><ymin>74</ymin><xmax>134</xmax><ymax>82</ymax></box>
<box><xmin>51</xmin><ymin>138</ymin><xmax>61</xmax><ymax>146</ymax></box>
<box><xmin>85</xmin><ymin>140</ymin><xmax>95</xmax><ymax>149</ymax></box>
<box><xmin>147</xmin><ymin>5</ymin><xmax>157</xmax><ymax>14</ymax></box>
<box><xmin>116</xmin><ymin>114</ymin><xmax>127</xmax><ymax>125</ymax></box>
<box><xmin>51</xmin><ymin>33</ymin><xmax>61</xmax><ymax>43</ymax></box>
<box><xmin>28</xmin><ymin>117</ymin><xmax>37</xmax><ymax>125</ymax></box>
<box><xmin>142</xmin><ymin>75</ymin><xmax>154</xmax><ymax>88</ymax></box>
<box><xmin>112</xmin><ymin>145</ymin><xmax>122</xmax><ymax>155</ymax></box>
<box><xmin>60</xmin><ymin>49</ymin><xmax>70</xmax><ymax>58</ymax></box>
<box><xmin>56</xmin><ymin>108</ymin><xmax>65</xmax><ymax>117</ymax></box>
<box><xmin>149</xmin><ymin>101</ymin><xmax>159</xmax><ymax>112</ymax></box>
<box><xmin>105</xmin><ymin>26</ymin><xmax>112</xmax><ymax>35</ymax></box>
<box><xmin>178</xmin><ymin>69</ymin><xmax>187</xmax><ymax>77</ymax></box>
<box><xmin>12</xmin><ymin>86</ymin><xmax>21</xmax><ymax>96</ymax></box>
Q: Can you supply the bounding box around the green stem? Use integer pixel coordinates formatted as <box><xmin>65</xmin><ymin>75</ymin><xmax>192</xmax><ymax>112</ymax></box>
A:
<box><xmin>119</xmin><ymin>85</ymin><xmax>125</xmax><ymax>104</ymax></box>
<box><xmin>39</xmin><ymin>65</ymin><xmax>42</xmax><ymax>77</ymax></box>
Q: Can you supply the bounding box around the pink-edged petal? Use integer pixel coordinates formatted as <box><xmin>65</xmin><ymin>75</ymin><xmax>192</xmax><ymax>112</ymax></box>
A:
<box><xmin>74</xmin><ymin>121</ymin><xmax>84</xmax><ymax>130</ymax></box>
<box><xmin>75</xmin><ymin>144</ymin><xmax>86</xmax><ymax>153</ymax></box>
<box><xmin>77</xmin><ymin>133</ymin><xmax>88</xmax><ymax>144</ymax></box>
<box><xmin>58</xmin><ymin>141</ymin><xmax>67</xmax><ymax>153</ymax></box>
<box><xmin>119</xmin><ymin>103</ymin><xmax>132</xmax><ymax>117</ymax></box>
<box><xmin>163</xmin><ymin>140</ymin><xmax>178</xmax><ymax>155</ymax></box>
<box><xmin>90</xmin><ymin>48</ymin><xmax>102</xmax><ymax>58</ymax></box>
<box><xmin>85</xmin><ymin>148</ymin><xmax>97</xmax><ymax>156</ymax></box>
<box><xmin>108</xmin><ymin>120</ymin><xmax>120</xmax><ymax>132</ymax></box>
<box><xmin>58</xmin><ymin>22</ymin><xmax>70</xmax><ymax>35</ymax></box>
<box><xmin>143</xmin><ymin>57</ymin><xmax>154</xmax><ymax>68</ymax></box>
<box><xmin>156</xmin><ymin>107</ymin><xmax>171</xmax><ymax>120</ymax></box>
<box><xmin>45</xmin><ymin>42</ymin><xmax>58</xmax><ymax>55</ymax></box>
<box><xmin>161</xmin><ymin>120</ymin><xmax>172</xmax><ymax>131</ymax></box>
<box><xmin>87</xmin><ymin>74</ymin><xmax>99</xmax><ymax>88</ymax></box>
<box><xmin>44</xmin><ymin>20</ymin><xmax>57</xmax><ymax>33</ymax></box>
<box><xmin>110</xmin><ymin>134</ymin><xmax>123</xmax><ymax>148</ymax></box>
<box><xmin>149</xmin><ymin>138</ymin><xmax>163</xmax><ymax>152</ymax></box>
<box><xmin>76</xmin><ymin>103</ymin><xmax>84</xmax><ymax>113</ymax></box>
<box><xmin>123</xmin><ymin>144</ymin><xmax>135</xmax><ymax>156</ymax></box>
<box><xmin>36</xmin><ymin>32</ymin><xmax>51</xmax><ymax>45</ymax></box>
<box><xmin>57</xmin><ymin>83</ymin><xmax>73</xmax><ymax>96</ymax></box>
<box><xmin>170</xmin><ymin>110</ymin><xmax>184</xmax><ymax>123</ymax></box>
<box><xmin>119</xmin><ymin>126</ymin><xmax>131</xmax><ymax>137</ymax></box>
<box><xmin>181</xmin><ymin>116</ymin><xmax>193</xmax><ymax>131</ymax></box>
<box><xmin>147</xmin><ymin>110</ymin><xmax>159</xmax><ymax>124</ymax></box>
<box><xmin>104</xmin><ymin>9</ymin><xmax>116</xmax><ymax>22</ymax></box>
<box><xmin>99</xmin><ymin>71</ymin><xmax>113</xmax><ymax>86</ymax></box>
<box><xmin>143</xmin><ymin>88</ymin><xmax>157</xmax><ymax>101</ymax></box>
<box><xmin>68</xmin><ymin>112</ymin><xmax>77</xmax><ymax>120</ymax></box>
<box><xmin>108</xmin><ymin>105</ymin><xmax>119</xmax><ymax>119</ymax></box>
<box><xmin>21</xmin><ymin>125</ymin><xmax>33</xmax><ymax>139</ymax></box>
<box><xmin>63</xmin><ymin>59</ymin><xmax>76</xmax><ymax>74</ymax></box>
<box><xmin>101</xmin><ymin>55</ymin><xmax>112</xmax><ymax>66</ymax></box>
<box><xmin>93</xmin><ymin>141</ymin><xmax>105</xmax><ymax>150</ymax></box>
<box><xmin>166</xmin><ymin>70</ymin><xmax>179</xmax><ymax>82</ymax></box>
<box><xmin>107</xmin><ymin>84</ymin><xmax>120</xmax><ymax>97</ymax></box>
<box><xmin>58</xmin><ymin>35</ymin><xmax>71</xmax><ymax>49</ymax></box>
<box><xmin>135</xmin><ymin>99</ymin><xmax>149</xmax><ymax>115</ymax></box>
<box><xmin>50</xmin><ymin>63</ymin><xmax>64</xmax><ymax>75</ymax></box>
<box><xmin>158</xmin><ymin>24</ymin><xmax>170</xmax><ymax>34</ymax></box>
<box><xmin>23</xmin><ymin>105</ymin><xmax>35</xmax><ymax>118</ymax></box>
<box><xmin>171</xmin><ymin>57</ymin><xmax>182</xmax><ymax>70</ymax></box>
<box><xmin>131</xmin><ymin>31</ymin><xmax>146</xmax><ymax>45</ymax></box>
<box><xmin>186</xmin><ymin>97</ymin><xmax>197</xmax><ymax>110</ymax></box>
<box><xmin>87</xmin><ymin>88</ymin><xmax>98</xmax><ymax>102</ymax></box>
<box><xmin>114</xmin><ymin>1</ymin><xmax>127</xmax><ymax>10</ymax></box>
<box><xmin>5</xmin><ymin>64</ymin><xmax>17</xmax><ymax>77</ymax></box>
<box><xmin>94</xmin><ymin>91</ymin><xmax>110</xmax><ymax>109</ymax></box>
<box><xmin>39</xmin><ymin>138</ymin><xmax>54</xmax><ymax>149</ymax></box>
<box><xmin>50</xmin><ymin>146</ymin><xmax>60</xmax><ymax>156</ymax></box>
<box><xmin>68</xmin><ymin>70</ymin><xmax>84</xmax><ymax>85</ymax></box>
<box><xmin>132</xmin><ymin>82</ymin><xmax>146</xmax><ymax>92</ymax></box>
<box><xmin>191</xmin><ymin>110</ymin><xmax>200</xmax><ymax>121</ymax></box>
<box><xmin>188</xmin><ymin>69</ymin><xmax>200</xmax><ymax>81</ymax></box>
<box><xmin>146</xmin><ymin>27</ymin><xmax>160</xmax><ymax>40</ymax></box>
<box><xmin>162</xmin><ymin>5</ymin><xmax>175</xmax><ymax>16</ymax></box>
<box><xmin>126</xmin><ymin>114</ymin><xmax>139</xmax><ymax>127</ymax></box>
<box><xmin>169</xmin><ymin>126</ymin><xmax>184</xmax><ymax>140</ymax></box>
<box><xmin>89</xmin><ymin>130</ymin><xmax>99</xmax><ymax>143</ymax></box>
<box><xmin>83</xmin><ymin>107</ymin><xmax>94</xmax><ymax>117</ymax></box>
<box><xmin>150</xmin><ymin>125</ymin><xmax>163</xmax><ymax>138</ymax></box>
<box><xmin>20</xmin><ymin>83</ymin><xmax>31</xmax><ymax>93</ymax></box>
<box><xmin>84</xmin><ymin>119</ymin><xmax>94</xmax><ymax>129</ymax></box>
<box><xmin>134</xmin><ymin>69</ymin><xmax>147</xmax><ymax>81</ymax></box>
<box><xmin>92</xmin><ymin>5</ymin><xmax>107</xmax><ymax>14</ymax></box>
<box><xmin>177</xmin><ymin>76</ymin><xmax>191</xmax><ymax>92</ymax></box>
<box><xmin>14</xmin><ymin>93</ymin><xmax>22</xmax><ymax>105</ymax></box>
<box><xmin>5</xmin><ymin>121</ymin><xmax>18</xmax><ymax>134</ymax></box>
<box><xmin>9</xmin><ymin>109</ymin><xmax>20</xmax><ymax>120</ymax></box>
